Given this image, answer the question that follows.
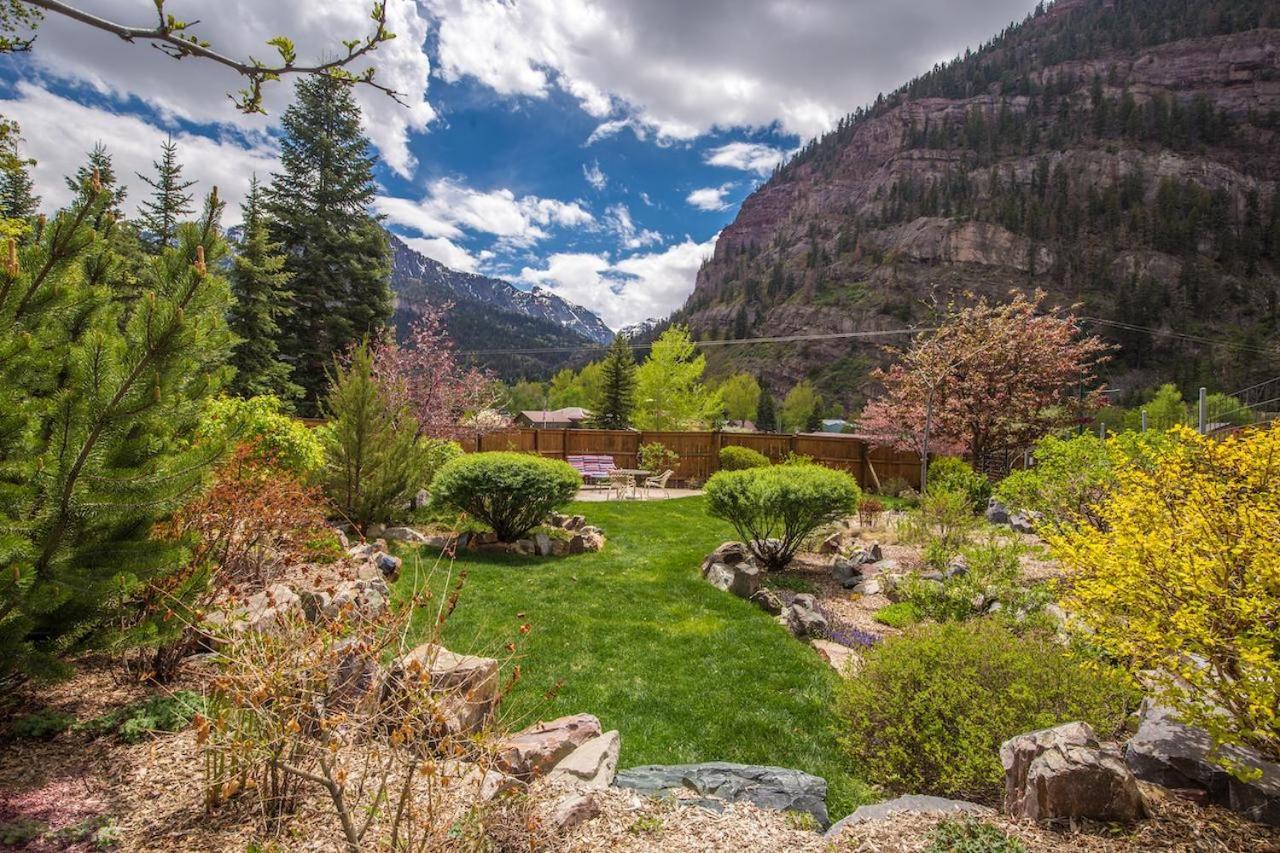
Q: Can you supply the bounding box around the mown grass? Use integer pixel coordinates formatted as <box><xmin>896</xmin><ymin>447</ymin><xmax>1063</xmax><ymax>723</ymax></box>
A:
<box><xmin>393</xmin><ymin>495</ymin><xmax>872</xmax><ymax>817</ymax></box>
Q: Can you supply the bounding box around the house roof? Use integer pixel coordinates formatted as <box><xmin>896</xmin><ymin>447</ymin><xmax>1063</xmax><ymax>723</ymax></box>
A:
<box><xmin>519</xmin><ymin>407</ymin><xmax>593</xmax><ymax>423</ymax></box>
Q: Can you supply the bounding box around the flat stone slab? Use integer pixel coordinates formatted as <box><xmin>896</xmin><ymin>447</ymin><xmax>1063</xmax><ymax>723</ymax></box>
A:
<box><xmin>615</xmin><ymin>761</ymin><xmax>828</xmax><ymax>827</ymax></box>
<box><xmin>825</xmin><ymin>795</ymin><xmax>991</xmax><ymax>838</ymax></box>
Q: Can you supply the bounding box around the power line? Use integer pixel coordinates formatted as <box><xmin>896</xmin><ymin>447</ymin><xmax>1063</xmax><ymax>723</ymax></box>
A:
<box><xmin>456</xmin><ymin>326</ymin><xmax>934</xmax><ymax>356</ymax></box>
<box><xmin>1080</xmin><ymin>316</ymin><xmax>1280</xmax><ymax>359</ymax></box>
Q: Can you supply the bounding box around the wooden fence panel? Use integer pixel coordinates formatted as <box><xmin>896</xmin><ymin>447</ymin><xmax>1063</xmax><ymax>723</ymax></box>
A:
<box><xmin>458</xmin><ymin>428</ymin><xmax>922</xmax><ymax>491</ymax></box>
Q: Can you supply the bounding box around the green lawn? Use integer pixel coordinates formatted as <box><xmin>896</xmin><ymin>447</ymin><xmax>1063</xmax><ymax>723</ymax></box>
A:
<box><xmin>393</xmin><ymin>496</ymin><xmax>871</xmax><ymax>816</ymax></box>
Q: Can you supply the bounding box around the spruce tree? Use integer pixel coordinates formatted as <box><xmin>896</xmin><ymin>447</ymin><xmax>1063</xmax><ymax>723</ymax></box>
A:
<box><xmin>266</xmin><ymin>74</ymin><xmax>391</xmax><ymax>411</ymax></box>
<box><xmin>0</xmin><ymin>180</ymin><xmax>234</xmax><ymax>683</ymax></box>
<box><xmin>136</xmin><ymin>135</ymin><xmax>196</xmax><ymax>251</ymax></box>
<box><xmin>594</xmin><ymin>334</ymin><xmax>637</xmax><ymax>429</ymax></box>
<box><xmin>66</xmin><ymin>142</ymin><xmax>127</xmax><ymax>218</ymax></box>
<box><xmin>756</xmin><ymin>378</ymin><xmax>777</xmax><ymax>432</ymax></box>
<box><xmin>228</xmin><ymin>176</ymin><xmax>301</xmax><ymax>401</ymax></box>
<box><xmin>0</xmin><ymin>123</ymin><xmax>38</xmax><ymax>228</ymax></box>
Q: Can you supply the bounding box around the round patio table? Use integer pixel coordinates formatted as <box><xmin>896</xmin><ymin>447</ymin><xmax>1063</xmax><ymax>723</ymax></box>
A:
<box><xmin>611</xmin><ymin>469</ymin><xmax>651</xmax><ymax>499</ymax></box>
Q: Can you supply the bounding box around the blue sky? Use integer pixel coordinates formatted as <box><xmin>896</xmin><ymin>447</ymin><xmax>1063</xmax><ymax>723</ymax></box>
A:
<box><xmin>0</xmin><ymin>0</ymin><xmax>1037</xmax><ymax>328</ymax></box>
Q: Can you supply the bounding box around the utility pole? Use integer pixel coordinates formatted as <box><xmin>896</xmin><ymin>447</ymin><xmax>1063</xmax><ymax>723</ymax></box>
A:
<box><xmin>1198</xmin><ymin>386</ymin><xmax>1208</xmax><ymax>434</ymax></box>
<box><xmin>1141</xmin><ymin>409</ymin><xmax>1148</xmax><ymax>432</ymax></box>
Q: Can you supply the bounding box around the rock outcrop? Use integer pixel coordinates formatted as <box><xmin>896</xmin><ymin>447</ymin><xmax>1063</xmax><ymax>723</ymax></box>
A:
<box><xmin>615</xmin><ymin>762</ymin><xmax>829</xmax><ymax>827</ymax></box>
<box><xmin>1001</xmin><ymin>722</ymin><xmax>1145</xmax><ymax>823</ymax></box>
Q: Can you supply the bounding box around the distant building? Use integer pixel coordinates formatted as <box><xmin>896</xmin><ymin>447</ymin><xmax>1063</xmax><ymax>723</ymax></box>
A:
<box><xmin>516</xmin><ymin>407</ymin><xmax>594</xmax><ymax>429</ymax></box>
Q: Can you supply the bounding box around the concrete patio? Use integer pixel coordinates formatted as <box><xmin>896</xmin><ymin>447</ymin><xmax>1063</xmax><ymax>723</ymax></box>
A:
<box><xmin>574</xmin><ymin>487</ymin><xmax>703</xmax><ymax>502</ymax></box>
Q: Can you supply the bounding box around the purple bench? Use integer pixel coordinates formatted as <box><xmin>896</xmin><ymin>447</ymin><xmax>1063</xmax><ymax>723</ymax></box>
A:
<box><xmin>567</xmin><ymin>454</ymin><xmax>616</xmax><ymax>486</ymax></box>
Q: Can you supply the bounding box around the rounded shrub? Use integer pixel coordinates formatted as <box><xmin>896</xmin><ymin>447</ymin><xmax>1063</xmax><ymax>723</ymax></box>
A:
<box><xmin>197</xmin><ymin>395</ymin><xmax>323</xmax><ymax>475</ymax></box>
<box><xmin>836</xmin><ymin>620</ymin><xmax>1135</xmax><ymax>804</ymax></box>
<box><xmin>719</xmin><ymin>445</ymin><xmax>771</xmax><ymax>470</ymax></box>
<box><xmin>925</xmin><ymin>457</ymin><xmax>990</xmax><ymax>512</ymax></box>
<box><xmin>431</xmin><ymin>452</ymin><xmax>581</xmax><ymax>542</ymax></box>
<box><xmin>705</xmin><ymin>464</ymin><xmax>858</xmax><ymax>570</ymax></box>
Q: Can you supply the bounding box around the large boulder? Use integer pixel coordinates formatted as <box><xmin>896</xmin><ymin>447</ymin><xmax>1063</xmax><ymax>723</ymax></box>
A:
<box><xmin>495</xmin><ymin>714</ymin><xmax>603</xmax><ymax>780</ymax></box>
<box><xmin>812</xmin><ymin>639</ymin><xmax>859</xmax><ymax>676</ymax></box>
<box><xmin>704</xmin><ymin>561</ymin><xmax>762</xmax><ymax>599</ymax></box>
<box><xmin>1001</xmin><ymin>722</ymin><xmax>1145</xmax><ymax>823</ymax></box>
<box><xmin>546</xmin><ymin>730</ymin><xmax>621</xmax><ymax>790</ymax></box>
<box><xmin>615</xmin><ymin>762</ymin><xmax>829</xmax><ymax>827</ymax></box>
<box><xmin>701</xmin><ymin>541</ymin><xmax>751</xmax><ymax>574</ymax></box>
<box><xmin>383</xmin><ymin>643</ymin><xmax>499</xmax><ymax>736</ymax></box>
<box><xmin>203</xmin><ymin>583</ymin><xmax>303</xmax><ymax>639</ymax></box>
<box><xmin>825</xmin><ymin>795</ymin><xmax>990</xmax><ymax>838</ymax></box>
<box><xmin>324</xmin><ymin>635</ymin><xmax>382</xmax><ymax>716</ymax></box>
<box><xmin>382</xmin><ymin>526</ymin><xmax>429</xmax><ymax>544</ymax></box>
<box><xmin>1125</xmin><ymin>700</ymin><xmax>1280</xmax><ymax>826</ymax></box>
<box><xmin>831</xmin><ymin>555</ymin><xmax>862</xmax><ymax>589</ymax></box>
<box><xmin>749</xmin><ymin>588</ymin><xmax>784</xmax><ymax>615</ymax></box>
<box><xmin>301</xmin><ymin>578</ymin><xmax>389</xmax><ymax>623</ymax></box>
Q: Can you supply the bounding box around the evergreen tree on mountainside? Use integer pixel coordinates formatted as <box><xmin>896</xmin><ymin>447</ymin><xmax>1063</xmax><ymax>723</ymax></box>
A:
<box><xmin>594</xmin><ymin>334</ymin><xmax>637</xmax><ymax>429</ymax></box>
<box><xmin>136</xmin><ymin>135</ymin><xmax>196</xmax><ymax>251</ymax></box>
<box><xmin>228</xmin><ymin>176</ymin><xmax>301</xmax><ymax>401</ymax></box>
<box><xmin>266</xmin><ymin>73</ymin><xmax>391</xmax><ymax>412</ymax></box>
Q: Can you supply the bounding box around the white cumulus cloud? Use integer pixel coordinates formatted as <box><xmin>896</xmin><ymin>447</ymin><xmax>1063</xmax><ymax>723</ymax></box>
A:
<box><xmin>686</xmin><ymin>184</ymin><xmax>734</xmax><ymax>212</ymax></box>
<box><xmin>519</xmin><ymin>234</ymin><xmax>716</xmax><ymax>329</ymax></box>
<box><xmin>704</xmin><ymin>141</ymin><xmax>790</xmax><ymax>176</ymax></box>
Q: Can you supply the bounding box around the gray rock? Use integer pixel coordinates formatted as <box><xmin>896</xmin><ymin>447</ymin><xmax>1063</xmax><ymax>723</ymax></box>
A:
<box><xmin>852</xmin><ymin>578</ymin><xmax>882</xmax><ymax>597</ymax></box>
<box><xmin>496</xmin><ymin>714</ymin><xmax>603</xmax><ymax>780</ymax></box>
<box><xmin>347</xmin><ymin>542</ymin><xmax>377</xmax><ymax>560</ymax></box>
<box><xmin>615</xmin><ymin>762</ymin><xmax>828</xmax><ymax>827</ymax></box>
<box><xmin>863</xmin><ymin>542</ymin><xmax>883</xmax><ymax>563</ymax></box>
<box><xmin>515</xmin><ymin>539</ymin><xmax>536</xmax><ymax>556</ymax></box>
<box><xmin>547</xmin><ymin>730</ymin><xmax>620</xmax><ymax>790</ymax></box>
<box><xmin>411</xmin><ymin>489</ymin><xmax>429</xmax><ymax>510</ymax></box>
<box><xmin>373</xmin><ymin>551</ymin><xmax>402</xmax><ymax>579</ymax></box>
<box><xmin>919</xmin><ymin>571</ymin><xmax>946</xmax><ymax>583</ymax></box>
<box><xmin>244</xmin><ymin>583</ymin><xmax>302</xmax><ymax>633</ymax></box>
<box><xmin>749</xmin><ymin>588</ymin><xmax>784</xmax><ymax>615</ymax></box>
<box><xmin>1001</xmin><ymin>722</ymin><xmax>1145</xmax><ymax>822</ymax></box>
<box><xmin>384</xmin><ymin>644</ymin><xmax>499</xmax><ymax>737</ymax></box>
<box><xmin>325</xmin><ymin>635</ymin><xmax>382</xmax><ymax>715</ymax></box>
<box><xmin>986</xmin><ymin>498</ymin><xmax>1010</xmax><ymax>525</ymax></box>
<box><xmin>333</xmin><ymin>527</ymin><xmax>350</xmax><ymax>550</ymax></box>
<box><xmin>383</xmin><ymin>526</ymin><xmax>428</xmax><ymax>544</ymax></box>
<box><xmin>701</xmin><ymin>541</ymin><xmax>750</xmax><ymax>574</ymax></box>
<box><xmin>547</xmin><ymin>791</ymin><xmax>600</xmax><ymax>833</ymax></box>
<box><xmin>1010</xmin><ymin>512</ymin><xmax>1035</xmax><ymax>535</ymax></box>
<box><xmin>832</xmin><ymin>556</ymin><xmax>862</xmax><ymax>589</ymax></box>
<box><xmin>705</xmin><ymin>562</ymin><xmax>762</xmax><ymax>599</ymax></box>
<box><xmin>819</xmin><ymin>533</ymin><xmax>843</xmax><ymax>554</ymax></box>
<box><xmin>535</xmin><ymin>532</ymin><xmax>553</xmax><ymax>557</ymax></box>
<box><xmin>1126</xmin><ymin>700</ymin><xmax>1280</xmax><ymax>826</ymax></box>
<box><xmin>784</xmin><ymin>595</ymin><xmax>828</xmax><ymax>639</ymax></box>
<box><xmin>945</xmin><ymin>555</ymin><xmax>969</xmax><ymax>578</ymax></box>
<box><xmin>825</xmin><ymin>795</ymin><xmax>990</xmax><ymax>838</ymax></box>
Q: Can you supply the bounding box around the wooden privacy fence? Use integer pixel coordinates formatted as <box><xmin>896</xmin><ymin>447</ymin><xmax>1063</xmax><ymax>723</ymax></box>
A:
<box><xmin>458</xmin><ymin>428</ymin><xmax>922</xmax><ymax>491</ymax></box>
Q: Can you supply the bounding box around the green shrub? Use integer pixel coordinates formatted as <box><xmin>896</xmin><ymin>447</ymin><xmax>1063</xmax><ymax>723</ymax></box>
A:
<box><xmin>901</xmin><ymin>537</ymin><xmax>1038</xmax><ymax>623</ymax></box>
<box><xmin>8</xmin><ymin>710</ymin><xmax>75</xmax><ymax>740</ymax></box>
<box><xmin>76</xmin><ymin>690</ymin><xmax>207</xmax><ymax>743</ymax></box>
<box><xmin>877</xmin><ymin>476</ymin><xmax>911</xmax><ymax>498</ymax></box>
<box><xmin>836</xmin><ymin>621</ymin><xmax>1135</xmax><ymax>804</ymax></box>
<box><xmin>432</xmin><ymin>452</ymin><xmax>581</xmax><ymax>542</ymax></box>
<box><xmin>899</xmin><ymin>489</ymin><xmax>978</xmax><ymax>565</ymax></box>
<box><xmin>705</xmin><ymin>465</ymin><xmax>859</xmax><ymax>570</ymax></box>
<box><xmin>638</xmin><ymin>442</ymin><xmax>680</xmax><ymax>474</ymax></box>
<box><xmin>925</xmin><ymin>817</ymin><xmax>1027</xmax><ymax>853</ymax></box>
<box><xmin>873</xmin><ymin>601</ymin><xmax>920</xmax><ymax>628</ymax></box>
<box><xmin>719</xmin><ymin>445</ymin><xmax>771</xmax><ymax>471</ymax></box>
<box><xmin>197</xmin><ymin>395</ymin><xmax>323</xmax><ymax>475</ymax></box>
<box><xmin>995</xmin><ymin>431</ymin><xmax>1171</xmax><ymax>531</ymax></box>
<box><xmin>926</xmin><ymin>457</ymin><xmax>990</xmax><ymax>513</ymax></box>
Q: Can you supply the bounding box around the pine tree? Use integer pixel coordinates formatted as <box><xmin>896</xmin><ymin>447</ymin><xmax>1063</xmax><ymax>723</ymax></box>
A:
<box><xmin>228</xmin><ymin>176</ymin><xmax>301</xmax><ymax>401</ymax></box>
<box><xmin>756</xmin><ymin>378</ymin><xmax>777</xmax><ymax>432</ymax></box>
<box><xmin>66</xmin><ymin>143</ymin><xmax>127</xmax><ymax>218</ymax></box>
<box><xmin>594</xmin><ymin>334</ymin><xmax>637</xmax><ymax>429</ymax></box>
<box><xmin>0</xmin><ymin>180</ymin><xmax>235</xmax><ymax>683</ymax></box>
<box><xmin>266</xmin><ymin>74</ymin><xmax>392</xmax><ymax>412</ymax></box>
<box><xmin>136</xmin><ymin>135</ymin><xmax>196</xmax><ymax>251</ymax></box>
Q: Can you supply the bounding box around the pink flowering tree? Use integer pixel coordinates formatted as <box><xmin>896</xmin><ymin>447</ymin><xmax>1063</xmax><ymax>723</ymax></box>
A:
<box><xmin>370</xmin><ymin>304</ymin><xmax>500</xmax><ymax>440</ymax></box>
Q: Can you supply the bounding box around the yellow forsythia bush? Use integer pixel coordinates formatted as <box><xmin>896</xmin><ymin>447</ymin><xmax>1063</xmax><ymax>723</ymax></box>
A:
<box><xmin>1046</xmin><ymin>425</ymin><xmax>1280</xmax><ymax>765</ymax></box>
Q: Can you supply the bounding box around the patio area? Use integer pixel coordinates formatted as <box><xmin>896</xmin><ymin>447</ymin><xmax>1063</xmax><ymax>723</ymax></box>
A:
<box><xmin>574</xmin><ymin>486</ymin><xmax>703</xmax><ymax>502</ymax></box>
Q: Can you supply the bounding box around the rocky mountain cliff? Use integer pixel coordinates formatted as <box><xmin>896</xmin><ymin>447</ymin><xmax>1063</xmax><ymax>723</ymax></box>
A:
<box><xmin>389</xmin><ymin>234</ymin><xmax>611</xmax><ymax>379</ymax></box>
<box><xmin>676</xmin><ymin>0</ymin><xmax>1280</xmax><ymax>410</ymax></box>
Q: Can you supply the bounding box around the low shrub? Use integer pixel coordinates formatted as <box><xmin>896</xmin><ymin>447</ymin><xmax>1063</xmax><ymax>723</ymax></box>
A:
<box><xmin>705</xmin><ymin>465</ymin><xmax>859</xmax><ymax>570</ymax></box>
<box><xmin>876</xmin><ymin>476</ymin><xmax>910</xmax><ymax>498</ymax></box>
<box><xmin>856</xmin><ymin>497</ymin><xmax>884</xmax><ymax>528</ymax></box>
<box><xmin>719</xmin><ymin>445</ymin><xmax>771</xmax><ymax>471</ymax></box>
<box><xmin>638</xmin><ymin>442</ymin><xmax>680</xmax><ymax>474</ymax></box>
<box><xmin>197</xmin><ymin>395</ymin><xmax>323</xmax><ymax>476</ymax></box>
<box><xmin>432</xmin><ymin>452</ymin><xmax>581</xmax><ymax>542</ymax></box>
<box><xmin>925</xmin><ymin>817</ymin><xmax>1027</xmax><ymax>853</ymax></box>
<box><xmin>837</xmin><ymin>620</ymin><xmax>1134</xmax><ymax>803</ymax></box>
<box><xmin>7</xmin><ymin>710</ymin><xmax>74</xmax><ymax>740</ymax></box>
<box><xmin>1050</xmin><ymin>425</ymin><xmax>1280</xmax><ymax>764</ymax></box>
<box><xmin>899</xmin><ymin>489</ymin><xmax>978</xmax><ymax>566</ymax></box>
<box><xmin>900</xmin><ymin>537</ymin><xmax>1043</xmax><ymax>624</ymax></box>
<box><xmin>79</xmin><ymin>691</ymin><xmax>207</xmax><ymax>743</ymax></box>
<box><xmin>925</xmin><ymin>457</ymin><xmax>990</xmax><ymax>513</ymax></box>
<box><xmin>873</xmin><ymin>601</ymin><xmax>920</xmax><ymax>629</ymax></box>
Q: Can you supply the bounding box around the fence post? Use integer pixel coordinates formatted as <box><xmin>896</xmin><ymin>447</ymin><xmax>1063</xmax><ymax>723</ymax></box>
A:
<box><xmin>1141</xmin><ymin>410</ymin><xmax>1148</xmax><ymax>432</ymax></box>
<box><xmin>1198</xmin><ymin>387</ymin><xmax>1208</xmax><ymax>434</ymax></box>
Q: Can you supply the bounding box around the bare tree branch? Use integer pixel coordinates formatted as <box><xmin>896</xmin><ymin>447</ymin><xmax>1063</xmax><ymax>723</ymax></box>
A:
<box><xmin>9</xmin><ymin>0</ymin><xmax>404</xmax><ymax>113</ymax></box>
